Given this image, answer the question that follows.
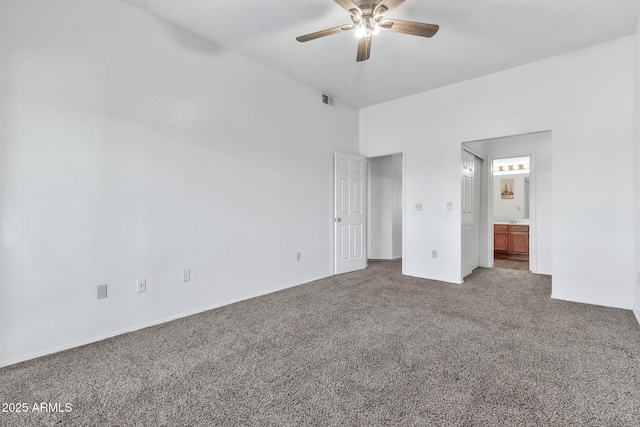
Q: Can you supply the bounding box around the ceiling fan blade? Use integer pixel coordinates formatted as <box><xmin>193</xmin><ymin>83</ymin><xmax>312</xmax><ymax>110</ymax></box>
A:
<box><xmin>380</xmin><ymin>19</ymin><xmax>439</xmax><ymax>38</ymax></box>
<box><xmin>334</xmin><ymin>0</ymin><xmax>361</xmax><ymax>16</ymax></box>
<box><xmin>296</xmin><ymin>24</ymin><xmax>355</xmax><ymax>42</ymax></box>
<box><xmin>374</xmin><ymin>0</ymin><xmax>405</xmax><ymax>17</ymax></box>
<box><xmin>356</xmin><ymin>36</ymin><xmax>372</xmax><ymax>62</ymax></box>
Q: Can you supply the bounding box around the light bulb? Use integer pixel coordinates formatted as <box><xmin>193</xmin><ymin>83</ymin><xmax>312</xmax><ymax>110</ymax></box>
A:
<box><xmin>355</xmin><ymin>27</ymin><xmax>365</xmax><ymax>39</ymax></box>
<box><xmin>372</xmin><ymin>24</ymin><xmax>380</xmax><ymax>35</ymax></box>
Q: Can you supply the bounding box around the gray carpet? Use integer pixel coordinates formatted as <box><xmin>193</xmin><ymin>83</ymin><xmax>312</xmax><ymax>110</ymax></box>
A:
<box><xmin>493</xmin><ymin>258</ymin><xmax>529</xmax><ymax>271</ymax></box>
<box><xmin>1</xmin><ymin>260</ymin><xmax>639</xmax><ymax>426</ymax></box>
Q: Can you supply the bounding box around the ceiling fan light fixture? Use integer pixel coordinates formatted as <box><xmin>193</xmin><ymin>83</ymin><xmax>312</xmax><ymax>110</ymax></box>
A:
<box><xmin>296</xmin><ymin>0</ymin><xmax>440</xmax><ymax>62</ymax></box>
<box><xmin>355</xmin><ymin>18</ymin><xmax>379</xmax><ymax>39</ymax></box>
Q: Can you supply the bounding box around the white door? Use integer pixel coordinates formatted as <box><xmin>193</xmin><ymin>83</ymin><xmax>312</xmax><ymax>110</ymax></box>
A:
<box><xmin>335</xmin><ymin>152</ymin><xmax>367</xmax><ymax>274</ymax></box>
<box><xmin>462</xmin><ymin>150</ymin><xmax>481</xmax><ymax>278</ymax></box>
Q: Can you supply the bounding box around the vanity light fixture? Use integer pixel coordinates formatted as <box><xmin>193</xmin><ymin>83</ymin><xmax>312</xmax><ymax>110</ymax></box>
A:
<box><xmin>494</xmin><ymin>163</ymin><xmax>530</xmax><ymax>174</ymax></box>
<box><xmin>500</xmin><ymin>164</ymin><xmax>527</xmax><ymax>171</ymax></box>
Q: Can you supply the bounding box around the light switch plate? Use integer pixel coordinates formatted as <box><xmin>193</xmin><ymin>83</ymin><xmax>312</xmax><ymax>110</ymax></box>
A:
<box><xmin>97</xmin><ymin>284</ymin><xmax>107</xmax><ymax>299</ymax></box>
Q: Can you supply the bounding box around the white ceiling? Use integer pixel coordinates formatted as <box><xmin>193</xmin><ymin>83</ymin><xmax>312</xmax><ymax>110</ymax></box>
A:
<box><xmin>123</xmin><ymin>0</ymin><xmax>640</xmax><ymax>107</ymax></box>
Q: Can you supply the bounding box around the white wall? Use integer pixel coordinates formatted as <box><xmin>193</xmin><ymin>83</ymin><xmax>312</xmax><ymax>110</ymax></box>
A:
<box><xmin>493</xmin><ymin>174</ymin><xmax>528</xmax><ymax>220</ymax></box>
<box><xmin>362</xmin><ymin>37</ymin><xmax>634</xmax><ymax>310</ymax></box>
<box><xmin>0</xmin><ymin>0</ymin><xmax>359</xmax><ymax>366</ymax></box>
<box><xmin>368</xmin><ymin>154</ymin><xmax>402</xmax><ymax>259</ymax></box>
<box><xmin>634</xmin><ymin>17</ymin><xmax>640</xmax><ymax>322</ymax></box>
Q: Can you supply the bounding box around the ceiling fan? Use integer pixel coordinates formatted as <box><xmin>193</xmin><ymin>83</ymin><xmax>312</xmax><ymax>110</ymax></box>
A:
<box><xmin>296</xmin><ymin>0</ymin><xmax>439</xmax><ymax>62</ymax></box>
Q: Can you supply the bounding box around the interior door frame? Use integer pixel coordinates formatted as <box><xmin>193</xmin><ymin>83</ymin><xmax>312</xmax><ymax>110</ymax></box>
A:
<box><xmin>365</xmin><ymin>148</ymin><xmax>407</xmax><ymax>275</ymax></box>
<box><xmin>462</xmin><ymin>133</ymin><xmax>545</xmax><ymax>275</ymax></box>
<box><xmin>487</xmin><ymin>152</ymin><xmax>537</xmax><ymax>273</ymax></box>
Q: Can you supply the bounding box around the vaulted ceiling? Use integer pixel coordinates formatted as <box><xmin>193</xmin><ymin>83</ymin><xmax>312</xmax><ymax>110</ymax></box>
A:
<box><xmin>123</xmin><ymin>0</ymin><xmax>640</xmax><ymax>107</ymax></box>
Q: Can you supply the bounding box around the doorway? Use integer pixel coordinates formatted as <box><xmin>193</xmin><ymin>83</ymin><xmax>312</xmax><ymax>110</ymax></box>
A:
<box><xmin>492</xmin><ymin>156</ymin><xmax>531</xmax><ymax>271</ymax></box>
<box><xmin>368</xmin><ymin>153</ymin><xmax>403</xmax><ymax>268</ymax></box>
<box><xmin>461</xmin><ymin>131</ymin><xmax>552</xmax><ymax>276</ymax></box>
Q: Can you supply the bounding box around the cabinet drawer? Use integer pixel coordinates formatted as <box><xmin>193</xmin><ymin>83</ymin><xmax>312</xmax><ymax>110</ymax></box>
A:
<box><xmin>494</xmin><ymin>225</ymin><xmax>509</xmax><ymax>233</ymax></box>
<box><xmin>510</xmin><ymin>225</ymin><xmax>529</xmax><ymax>233</ymax></box>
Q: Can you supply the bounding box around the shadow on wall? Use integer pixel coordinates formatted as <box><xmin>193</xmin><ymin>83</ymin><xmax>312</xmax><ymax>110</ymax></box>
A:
<box><xmin>162</xmin><ymin>21</ymin><xmax>226</xmax><ymax>56</ymax></box>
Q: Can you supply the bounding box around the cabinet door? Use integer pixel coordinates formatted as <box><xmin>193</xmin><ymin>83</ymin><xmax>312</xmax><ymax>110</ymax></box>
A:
<box><xmin>509</xmin><ymin>230</ymin><xmax>529</xmax><ymax>254</ymax></box>
<box><xmin>494</xmin><ymin>226</ymin><xmax>509</xmax><ymax>252</ymax></box>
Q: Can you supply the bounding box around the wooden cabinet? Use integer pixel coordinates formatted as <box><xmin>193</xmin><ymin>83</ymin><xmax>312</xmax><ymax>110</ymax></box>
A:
<box><xmin>509</xmin><ymin>225</ymin><xmax>529</xmax><ymax>255</ymax></box>
<box><xmin>494</xmin><ymin>224</ymin><xmax>529</xmax><ymax>260</ymax></box>
<box><xmin>493</xmin><ymin>225</ymin><xmax>509</xmax><ymax>253</ymax></box>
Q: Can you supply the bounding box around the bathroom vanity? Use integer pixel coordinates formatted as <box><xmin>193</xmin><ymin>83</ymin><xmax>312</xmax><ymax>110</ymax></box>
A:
<box><xmin>494</xmin><ymin>224</ymin><xmax>529</xmax><ymax>260</ymax></box>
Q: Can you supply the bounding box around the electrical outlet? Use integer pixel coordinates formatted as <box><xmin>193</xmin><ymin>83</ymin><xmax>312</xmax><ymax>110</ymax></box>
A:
<box><xmin>137</xmin><ymin>279</ymin><xmax>146</xmax><ymax>293</ymax></box>
<box><xmin>182</xmin><ymin>269</ymin><xmax>190</xmax><ymax>282</ymax></box>
<box><xmin>415</xmin><ymin>203</ymin><xmax>423</xmax><ymax>211</ymax></box>
<box><xmin>296</xmin><ymin>252</ymin><xmax>302</xmax><ymax>261</ymax></box>
<box><xmin>432</xmin><ymin>250</ymin><xmax>438</xmax><ymax>258</ymax></box>
<box><xmin>97</xmin><ymin>284</ymin><xmax>107</xmax><ymax>300</ymax></box>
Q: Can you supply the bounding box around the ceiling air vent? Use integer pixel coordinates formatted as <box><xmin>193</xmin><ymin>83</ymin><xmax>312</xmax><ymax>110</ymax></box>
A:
<box><xmin>322</xmin><ymin>94</ymin><xmax>334</xmax><ymax>106</ymax></box>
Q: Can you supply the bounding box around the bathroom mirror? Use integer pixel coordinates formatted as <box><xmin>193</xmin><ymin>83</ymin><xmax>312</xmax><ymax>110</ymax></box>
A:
<box><xmin>492</xmin><ymin>156</ymin><xmax>530</xmax><ymax>224</ymax></box>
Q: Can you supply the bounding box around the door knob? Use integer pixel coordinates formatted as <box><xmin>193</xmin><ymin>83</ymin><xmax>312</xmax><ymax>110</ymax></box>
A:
<box><xmin>335</xmin><ymin>218</ymin><xmax>342</xmax><ymax>222</ymax></box>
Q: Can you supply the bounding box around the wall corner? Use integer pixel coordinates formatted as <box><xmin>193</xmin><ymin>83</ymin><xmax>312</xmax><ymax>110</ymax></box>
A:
<box><xmin>359</xmin><ymin>107</ymin><xmax>368</xmax><ymax>156</ymax></box>
<box><xmin>634</xmin><ymin>15</ymin><xmax>640</xmax><ymax>317</ymax></box>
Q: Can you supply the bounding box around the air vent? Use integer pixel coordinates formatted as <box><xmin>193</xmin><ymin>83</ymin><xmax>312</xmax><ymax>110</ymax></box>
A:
<box><xmin>322</xmin><ymin>94</ymin><xmax>334</xmax><ymax>106</ymax></box>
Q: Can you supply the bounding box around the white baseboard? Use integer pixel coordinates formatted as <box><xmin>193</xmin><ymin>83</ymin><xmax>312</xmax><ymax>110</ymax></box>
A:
<box><xmin>550</xmin><ymin>293</ymin><xmax>632</xmax><ymax>311</ymax></box>
<box><xmin>0</xmin><ymin>275</ymin><xmax>330</xmax><ymax>368</ymax></box>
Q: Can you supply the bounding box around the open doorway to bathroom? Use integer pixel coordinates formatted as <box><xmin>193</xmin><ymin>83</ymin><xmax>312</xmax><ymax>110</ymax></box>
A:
<box><xmin>462</xmin><ymin>131</ymin><xmax>552</xmax><ymax>276</ymax></box>
<box><xmin>492</xmin><ymin>156</ymin><xmax>531</xmax><ymax>271</ymax></box>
